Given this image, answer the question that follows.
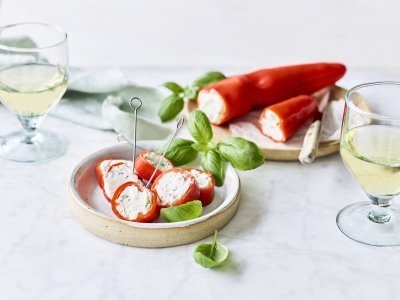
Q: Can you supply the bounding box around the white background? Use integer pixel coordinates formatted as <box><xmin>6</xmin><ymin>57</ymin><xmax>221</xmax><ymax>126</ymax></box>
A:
<box><xmin>2</xmin><ymin>0</ymin><xmax>399</xmax><ymax>68</ymax></box>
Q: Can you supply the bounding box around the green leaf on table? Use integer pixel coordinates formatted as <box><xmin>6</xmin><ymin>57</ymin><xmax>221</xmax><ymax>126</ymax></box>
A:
<box><xmin>193</xmin><ymin>230</ymin><xmax>229</xmax><ymax>268</ymax></box>
<box><xmin>161</xmin><ymin>138</ymin><xmax>198</xmax><ymax>166</ymax></box>
<box><xmin>193</xmin><ymin>71</ymin><xmax>226</xmax><ymax>89</ymax></box>
<box><xmin>188</xmin><ymin>109</ymin><xmax>213</xmax><ymax>143</ymax></box>
<box><xmin>163</xmin><ymin>82</ymin><xmax>184</xmax><ymax>94</ymax></box>
<box><xmin>158</xmin><ymin>94</ymin><xmax>184</xmax><ymax>122</ymax></box>
<box><xmin>201</xmin><ymin>149</ymin><xmax>227</xmax><ymax>187</ymax></box>
<box><xmin>161</xmin><ymin>200</ymin><xmax>202</xmax><ymax>222</ymax></box>
<box><xmin>217</xmin><ymin>137</ymin><xmax>264</xmax><ymax>171</ymax></box>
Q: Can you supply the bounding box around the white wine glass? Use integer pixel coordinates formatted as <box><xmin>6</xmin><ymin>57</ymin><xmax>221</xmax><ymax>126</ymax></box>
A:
<box><xmin>0</xmin><ymin>23</ymin><xmax>68</xmax><ymax>163</ymax></box>
<box><xmin>338</xmin><ymin>81</ymin><xmax>400</xmax><ymax>246</ymax></box>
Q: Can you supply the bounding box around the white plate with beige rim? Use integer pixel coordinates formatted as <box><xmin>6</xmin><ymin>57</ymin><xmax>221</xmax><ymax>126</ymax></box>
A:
<box><xmin>69</xmin><ymin>143</ymin><xmax>240</xmax><ymax>248</ymax></box>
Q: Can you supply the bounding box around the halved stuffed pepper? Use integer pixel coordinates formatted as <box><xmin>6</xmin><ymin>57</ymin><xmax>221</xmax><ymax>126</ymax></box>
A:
<box><xmin>98</xmin><ymin>160</ymin><xmax>141</xmax><ymax>202</ymax></box>
<box><xmin>259</xmin><ymin>95</ymin><xmax>318</xmax><ymax>142</ymax></box>
<box><xmin>187</xmin><ymin>168</ymin><xmax>215</xmax><ymax>206</ymax></box>
<box><xmin>134</xmin><ymin>151</ymin><xmax>174</xmax><ymax>183</ymax></box>
<box><xmin>151</xmin><ymin>168</ymin><xmax>200</xmax><ymax>208</ymax></box>
<box><xmin>112</xmin><ymin>181</ymin><xmax>159</xmax><ymax>223</ymax></box>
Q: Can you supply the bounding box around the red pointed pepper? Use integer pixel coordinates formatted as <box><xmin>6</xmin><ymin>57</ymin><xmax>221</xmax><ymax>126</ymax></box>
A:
<box><xmin>259</xmin><ymin>95</ymin><xmax>318</xmax><ymax>142</ymax></box>
<box><xmin>197</xmin><ymin>62</ymin><xmax>345</xmax><ymax>125</ymax></box>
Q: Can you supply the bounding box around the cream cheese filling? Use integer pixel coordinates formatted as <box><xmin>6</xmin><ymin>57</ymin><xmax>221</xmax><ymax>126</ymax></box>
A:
<box><xmin>115</xmin><ymin>185</ymin><xmax>152</xmax><ymax>219</ymax></box>
<box><xmin>198</xmin><ymin>89</ymin><xmax>225</xmax><ymax>124</ymax></box>
<box><xmin>143</xmin><ymin>152</ymin><xmax>172</xmax><ymax>172</ymax></box>
<box><xmin>189</xmin><ymin>169</ymin><xmax>212</xmax><ymax>188</ymax></box>
<box><xmin>99</xmin><ymin>159</ymin><xmax>127</xmax><ymax>174</ymax></box>
<box><xmin>104</xmin><ymin>162</ymin><xmax>139</xmax><ymax>199</ymax></box>
<box><xmin>260</xmin><ymin>110</ymin><xmax>284</xmax><ymax>142</ymax></box>
<box><xmin>155</xmin><ymin>172</ymin><xmax>191</xmax><ymax>206</ymax></box>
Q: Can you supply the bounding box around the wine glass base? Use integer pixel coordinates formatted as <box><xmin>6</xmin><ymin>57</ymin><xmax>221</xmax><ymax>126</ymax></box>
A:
<box><xmin>0</xmin><ymin>129</ymin><xmax>68</xmax><ymax>163</ymax></box>
<box><xmin>337</xmin><ymin>202</ymin><xmax>400</xmax><ymax>247</ymax></box>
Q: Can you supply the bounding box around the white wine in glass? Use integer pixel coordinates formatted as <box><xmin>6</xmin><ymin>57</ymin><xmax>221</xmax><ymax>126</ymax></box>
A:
<box><xmin>0</xmin><ymin>23</ymin><xmax>69</xmax><ymax>162</ymax></box>
<box><xmin>338</xmin><ymin>82</ymin><xmax>400</xmax><ymax>246</ymax></box>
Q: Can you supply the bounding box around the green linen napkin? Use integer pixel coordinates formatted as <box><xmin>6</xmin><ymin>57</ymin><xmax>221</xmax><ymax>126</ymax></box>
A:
<box><xmin>52</xmin><ymin>68</ymin><xmax>172</xmax><ymax>141</ymax></box>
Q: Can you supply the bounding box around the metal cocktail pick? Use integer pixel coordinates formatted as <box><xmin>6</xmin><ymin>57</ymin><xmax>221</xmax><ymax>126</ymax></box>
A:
<box><xmin>146</xmin><ymin>117</ymin><xmax>185</xmax><ymax>188</ymax></box>
<box><xmin>129</xmin><ymin>97</ymin><xmax>143</xmax><ymax>171</ymax></box>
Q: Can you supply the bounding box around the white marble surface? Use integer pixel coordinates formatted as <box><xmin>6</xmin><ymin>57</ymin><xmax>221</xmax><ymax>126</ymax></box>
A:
<box><xmin>1</xmin><ymin>67</ymin><xmax>400</xmax><ymax>300</ymax></box>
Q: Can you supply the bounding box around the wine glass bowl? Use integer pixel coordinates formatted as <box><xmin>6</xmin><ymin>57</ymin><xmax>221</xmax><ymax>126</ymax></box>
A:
<box><xmin>337</xmin><ymin>81</ymin><xmax>400</xmax><ymax>246</ymax></box>
<box><xmin>0</xmin><ymin>23</ymin><xmax>68</xmax><ymax>163</ymax></box>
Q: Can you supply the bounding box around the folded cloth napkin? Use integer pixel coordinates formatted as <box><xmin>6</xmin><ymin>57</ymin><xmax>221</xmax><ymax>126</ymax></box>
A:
<box><xmin>51</xmin><ymin>68</ymin><xmax>173</xmax><ymax>141</ymax></box>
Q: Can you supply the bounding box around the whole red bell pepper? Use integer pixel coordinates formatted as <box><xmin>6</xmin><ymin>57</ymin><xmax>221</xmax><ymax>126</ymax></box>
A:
<box><xmin>259</xmin><ymin>95</ymin><xmax>318</xmax><ymax>142</ymax></box>
<box><xmin>112</xmin><ymin>181</ymin><xmax>160</xmax><ymax>223</ymax></box>
<box><xmin>197</xmin><ymin>62</ymin><xmax>345</xmax><ymax>125</ymax></box>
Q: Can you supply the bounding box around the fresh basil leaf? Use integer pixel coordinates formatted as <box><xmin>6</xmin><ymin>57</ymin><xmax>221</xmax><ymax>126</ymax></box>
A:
<box><xmin>161</xmin><ymin>138</ymin><xmax>198</xmax><ymax>166</ymax></box>
<box><xmin>161</xmin><ymin>200</ymin><xmax>202</xmax><ymax>222</ymax></box>
<box><xmin>193</xmin><ymin>71</ymin><xmax>226</xmax><ymax>89</ymax></box>
<box><xmin>163</xmin><ymin>82</ymin><xmax>184</xmax><ymax>94</ymax></box>
<box><xmin>193</xmin><ymin>230</ymin><xmax>228</xmax><ymax>268</ymax></box>
<box><xmin>158</xmin><ymin>94</ymin><xmax>184</xmax><ymax>122</ymax></box>
<box><xmin>217</xmin><ymin>137</ymin><xmax>264</xmax><ymax>171</ymax></box>
<box><xmin>201</xmin><ymin>149</ymin><xmax>227</xmax><ymax>187</ymax></box>
<box><xmin>188</xmin><ymin>109</ymin><xmax>213</xmax><ymax>143</ymax></box>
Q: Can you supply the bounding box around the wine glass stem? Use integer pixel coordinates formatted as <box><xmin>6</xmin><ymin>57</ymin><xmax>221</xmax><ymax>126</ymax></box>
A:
<box><xmin>18</xmin><ymin>115</ymin><xmax>43</xmax><ymax>144</ymax></box>
<box><xmin>368</xmin><ymin>195</ymin><xmax>392</xmax><ymax>224</ymax></box>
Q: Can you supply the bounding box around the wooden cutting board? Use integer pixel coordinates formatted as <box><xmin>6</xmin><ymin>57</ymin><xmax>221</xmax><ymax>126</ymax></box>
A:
<box><xmin>185</xmin><ymin>85</ymin><xmax>368</xmax><ymax>161</ymax></box>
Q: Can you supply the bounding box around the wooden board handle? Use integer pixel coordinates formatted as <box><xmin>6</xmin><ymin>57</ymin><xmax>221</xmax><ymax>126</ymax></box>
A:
<box><xmin>299</xmin><ymin>120</ymin><xmax>322</xmax><ymax>164</ymax></box>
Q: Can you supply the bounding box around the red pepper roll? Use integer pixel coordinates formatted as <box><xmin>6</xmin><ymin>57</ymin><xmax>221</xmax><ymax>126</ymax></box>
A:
<box><xmin>152</xmin><ymin>168</ymin><xmax>200</xmax><ymax>208</ymax></box>
<box><xmin>112</xmin><ymin>181</ymin><xmax>160</xmax><ymax>223</ymax></box>
<box><xmin>197</xmin><ymin>63</ymin><xmax>345</xmax><ymax>125</ymax></box>
<box><xmin>259</xmin><ymin>95</ymin><xmax>318</xmax><ymax>142</ymax></box>
<box><xmin>187</xmin><ymin>168</ymin><xmax>215</xmax><ymax>206</ymax></box>
<box><xmin>96</xmin><ymin>159</ymin><xmax>128</xmax><ymax>189</ymax></box>
<box><xmin>134</xmin><ymin>151</ymin><xmax>174</xmax><ymax>183</ymax></box>
<box><xmin>96</xmin><ymin>159</ymin><xmax>141</xmax><ymax>202</ymax></box>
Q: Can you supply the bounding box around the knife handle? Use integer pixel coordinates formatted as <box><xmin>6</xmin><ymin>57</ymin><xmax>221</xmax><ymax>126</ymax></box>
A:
<box><xmin>299</xmin><ymin>120</ymin><xmax>322</xmax><ymax>164</ymax></box>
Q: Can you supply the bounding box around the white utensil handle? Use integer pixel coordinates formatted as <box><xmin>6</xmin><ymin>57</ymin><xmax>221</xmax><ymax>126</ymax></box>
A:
<box><xmin>299</xmin><ymin>120</ymin><xmax>322</xmax><ymax>164</ymax></box>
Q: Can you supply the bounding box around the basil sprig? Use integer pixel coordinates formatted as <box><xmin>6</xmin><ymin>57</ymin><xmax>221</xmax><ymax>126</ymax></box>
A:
<box><xmin>160</xmin><ymin>109</ymin><xmax>265</xmax><ymax>186</ymax></box>
<box><xmin>161</xmin><ymin>200</ymin><xmax>202</xmax><ymax>222</ymax></box>
<box><xmin>193</xmin><ymin>230</ymin><xmax>228</xmax><ymax>268</ymax></box>
<box><xmin>158</xmin><ymin>71</ymin><xmax>226</xmax><ymax>122</ymax></box>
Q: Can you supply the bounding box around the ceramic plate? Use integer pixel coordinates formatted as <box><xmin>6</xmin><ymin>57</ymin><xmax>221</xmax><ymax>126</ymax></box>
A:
<box><xmin>69</xmin><ymin>143</ymin><xmax>240</xmax><ymax>247</ymax></box>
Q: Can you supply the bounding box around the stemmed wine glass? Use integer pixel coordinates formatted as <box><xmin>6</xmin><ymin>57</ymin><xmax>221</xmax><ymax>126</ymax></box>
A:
<box><xmin>338</xmin><ymin>81</ymin><xmax>400</xmax><ymax>246</ymax></box>
<box><xmin>0</xmin><ymin>23</ymin><xmax>68</xmax><ymax>163</ymax></box>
